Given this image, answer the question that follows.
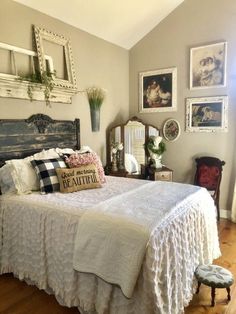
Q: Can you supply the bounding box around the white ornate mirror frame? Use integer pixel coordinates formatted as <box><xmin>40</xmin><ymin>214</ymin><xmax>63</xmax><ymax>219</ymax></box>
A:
<box><xmin>34</xmin><ymin>25</ymin><xmax>77</xmax><ymax>91</ymax></box>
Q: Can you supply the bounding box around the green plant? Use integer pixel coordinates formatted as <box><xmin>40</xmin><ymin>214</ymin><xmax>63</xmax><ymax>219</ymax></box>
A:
<box><xmin>145</xmin><ymin>136</ymin><xmax>166</xmax><ymax>156</ymax></box>
<box><xmin>17</xmin><ymin>70</ymin><xmax>55</xmax><ymax>106</ymax></box>
<box><xmin>86</xmin><ymin>86</ymin><xmax>106</xmax><ymax>110</ymax></box>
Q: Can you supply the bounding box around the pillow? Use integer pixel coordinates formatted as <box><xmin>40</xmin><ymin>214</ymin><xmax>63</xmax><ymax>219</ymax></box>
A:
<box><xmin>31</xmin><ymin>158</ymin><xmax>67</xmax><ymax>194</ymax></box>
<box><xmin>56</xmin><ymin>164</ymin><xmax>101</xmax><ymax>193</ymax></box>
<box><xmin>55</xmin><ymin>147</ymin><xmax>76</xmax><ymax>155</ymax></box>
<box><xmin>64</xmin><ymin>152</ymin><xmax>106</xmax><ymax>183</ymax></box>
<box><xmin>5</xmin><ymin>159</ymin><xmax>40</xmax><ymax>192</ymax></box>
<box><xmin>4</xmin><ymin>149</ymin><xmax>62</xmax><ymax>194</ymax></box>
<box><xmin>0</xmin><ymin>164</ymin><xmax>18</xmax><ymax>194</ymax></box>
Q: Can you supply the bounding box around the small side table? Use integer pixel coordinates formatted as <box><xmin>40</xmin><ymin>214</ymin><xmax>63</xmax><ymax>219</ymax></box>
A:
<box><xmin>141</xmin><ymin>165</ymin><xmax>173</xmax><ymax>182</ymax></box>
<box><xmin>108</xmin><ymin>169</ymin><xmax>128</xmax><ymax>177</ymax></box>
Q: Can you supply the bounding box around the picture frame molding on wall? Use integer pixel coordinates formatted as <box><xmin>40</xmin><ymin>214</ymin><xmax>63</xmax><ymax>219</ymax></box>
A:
<box><xmin>186</xmin><ymin>96</ymin><xmax>228</xmax><ymax>133</ymax></box>
<box><xmin>139</xmin><ymin>67</ymin><xmax>177</xmax><ymax>113</ymax></box>
<box><xmin>163</xmin><ymin>118</ymin><xmax>181</xmax><ymax>142</ymax></box>
<box><xmin>190</xmin><ymin>41</ymin><xmax>227</xmax><ymax>90</ymax></box>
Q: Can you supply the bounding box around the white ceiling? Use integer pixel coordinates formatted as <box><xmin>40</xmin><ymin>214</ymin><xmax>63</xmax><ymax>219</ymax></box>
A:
<box><xmin>14</xmin><ymin>0</ymin><xmax>184</xmax><ymax>49</ymax></box>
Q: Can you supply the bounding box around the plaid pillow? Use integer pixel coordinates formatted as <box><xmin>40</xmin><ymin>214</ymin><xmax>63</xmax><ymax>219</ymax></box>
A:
<box><xmin>31</xmin><ymin>158</ymin><xmax>66</xmax><ymax>194</ymax></box>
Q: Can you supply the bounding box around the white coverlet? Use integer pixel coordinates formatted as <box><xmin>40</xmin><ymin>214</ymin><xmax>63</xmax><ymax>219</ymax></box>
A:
<box><xmin>73</xmin><ymin>181</ymin><xmax>205</xmax><ymax>298</ymax></box>
<box><xmin>0</xmin><ymin>177</ymin><xmax>220</xmax><ymax>314</ymax></box>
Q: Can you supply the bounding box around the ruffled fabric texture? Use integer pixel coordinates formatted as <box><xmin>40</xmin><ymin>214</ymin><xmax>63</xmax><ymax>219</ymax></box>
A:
<box><xmin>0</xmin><ymin>177</ymin><xmax>220</xmax><ymax>314</ymax></box>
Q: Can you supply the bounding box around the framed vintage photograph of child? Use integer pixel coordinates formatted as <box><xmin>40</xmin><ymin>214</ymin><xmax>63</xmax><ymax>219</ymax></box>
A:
<box><xmin>139</xmin><ymin>67</ymin><xmax>177</xmax><ymax>113</ymax></box>
<box><xmin>190</xmin><ymin>42</ymin><xmax>227</xmax><ymax>89</ymax></box>
<box><xmin>186</xmin><ymin>96</ymin><xmax>228</xmax><ymax>132</ymax></box>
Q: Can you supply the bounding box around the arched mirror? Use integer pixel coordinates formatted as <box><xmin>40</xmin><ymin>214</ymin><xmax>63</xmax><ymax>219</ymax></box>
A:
<box><xmin>107</xmin><ymin>117</ymin><xmax>159</xmax><ymax>177</ymax></box>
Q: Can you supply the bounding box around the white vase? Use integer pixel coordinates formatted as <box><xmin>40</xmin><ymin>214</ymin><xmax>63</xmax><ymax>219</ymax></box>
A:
<box><xmin>151</xmin><ymin>155</ymin><xmax>162</xmax><ymax>169</ymax></box>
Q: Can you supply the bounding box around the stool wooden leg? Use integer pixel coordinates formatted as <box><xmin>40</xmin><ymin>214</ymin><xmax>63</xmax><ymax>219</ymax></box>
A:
<box><xmin>211</xmin><ymin>287</ymin><xmax>216</xmax><ymax>307</ymax></box>
<box><xmin>196</xmin><ymin>281</ymin><xmax>201</xmax><ymax>294</ymax></box>
<box><xmin>226</xmin><ymin>287</ymin><xmax>231</xmax><ymax>301</ymax></box>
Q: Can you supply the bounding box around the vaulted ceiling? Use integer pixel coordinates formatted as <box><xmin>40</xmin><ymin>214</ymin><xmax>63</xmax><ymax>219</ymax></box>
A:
<box><xmin>14</xmin><ymin>0</ymin><xmax>184</xmax><ymax>49</ymax></box>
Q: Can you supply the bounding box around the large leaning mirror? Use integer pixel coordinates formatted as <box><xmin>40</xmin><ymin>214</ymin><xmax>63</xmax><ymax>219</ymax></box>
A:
<box><xmin>107</xmin><ymin>116</ymin><xmax>159</xmax><ymax>177</ymax></box>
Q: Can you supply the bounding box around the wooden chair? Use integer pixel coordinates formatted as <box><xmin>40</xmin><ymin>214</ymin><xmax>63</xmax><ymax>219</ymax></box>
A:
<box><xmin>194</xmin><ymin>156</ymin><xmax>225</xmax><ymax>221</ymax></box>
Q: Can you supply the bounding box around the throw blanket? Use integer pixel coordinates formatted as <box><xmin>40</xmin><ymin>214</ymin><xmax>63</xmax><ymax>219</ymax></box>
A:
<box><xmin>73</xmin><ymin>181</ymin><xmax>206</xmax><ymax>298</ymax></box>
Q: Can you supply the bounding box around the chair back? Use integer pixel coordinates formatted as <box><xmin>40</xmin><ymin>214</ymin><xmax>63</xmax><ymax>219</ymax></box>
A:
<box><xmin>194</xmin><ymin>156</ymin><xmax>225</xmax><ymax>191</ymax></box>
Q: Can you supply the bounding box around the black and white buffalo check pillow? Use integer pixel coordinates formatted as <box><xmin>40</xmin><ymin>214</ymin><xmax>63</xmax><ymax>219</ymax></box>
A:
<box><xmin>31</xmin><ymin>158</ymin><xmax>66</xmax><ymax>194</ymax></box>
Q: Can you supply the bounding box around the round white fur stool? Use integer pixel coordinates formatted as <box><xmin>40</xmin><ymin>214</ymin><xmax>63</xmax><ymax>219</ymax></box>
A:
<box><xmin>195</xmin><ymin>264</ymin><xmax>234</xmax><ymax>306</ymax></box>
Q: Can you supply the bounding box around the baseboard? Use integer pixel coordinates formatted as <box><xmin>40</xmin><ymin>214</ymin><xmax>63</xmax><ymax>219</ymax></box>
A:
<box><xmin>220</xmin><ymin>209</ymin><xmax>231</xmax><ymax>219</ymax></box>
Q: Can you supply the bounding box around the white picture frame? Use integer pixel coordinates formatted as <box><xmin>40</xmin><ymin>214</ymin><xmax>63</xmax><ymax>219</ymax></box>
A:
<box><xmin>34</xmin><ymin>25</ymin><xmax>77</xmax><ymax>90</ymax></box>
<box><xmin>190</xmin><ymin>42</ymin><xmax>227</xmax><ymax>89</ymax></box>
<box><xmin>139</xmin><ymin>67</ymin><xmax>177</xmax><ymax>113</ymax></box>
<box><xmin>186</xmin><ymin>96</ymin><xmax>228</xmax><ymax>132</ymax></box>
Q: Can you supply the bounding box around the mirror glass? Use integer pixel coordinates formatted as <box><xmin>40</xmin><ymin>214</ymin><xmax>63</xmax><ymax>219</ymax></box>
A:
<box><xmin>149</xmin><ymin>126</ymin><xmax>159</xmax><ymax>137</ymax></box>
<box><xmin>109</xmin><ymin>126</ymin><xmax>121</xmax><ymax>159</ymax></box>
<box><xmin>108</xmin><ymin>117</ymin><xmax>160</xmax><ymax>177</ymax></box>
<box><xmin>124</xmin><ymin>121</ymin><xmax>145</xmax><ymax>174</ymax></box>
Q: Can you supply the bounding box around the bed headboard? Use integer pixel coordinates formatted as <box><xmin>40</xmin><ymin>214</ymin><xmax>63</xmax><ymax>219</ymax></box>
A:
<box><xmin>0</xmin><ymin>113</ymin><xmax>80</xmax><ymax>166</ymax></box>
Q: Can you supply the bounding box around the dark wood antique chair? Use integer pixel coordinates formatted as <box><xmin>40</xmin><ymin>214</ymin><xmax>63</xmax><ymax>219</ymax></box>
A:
<box><xmin>194</xmin><ymin>156</ymin><xmax>225</xmax><ymax>221</ymax></box>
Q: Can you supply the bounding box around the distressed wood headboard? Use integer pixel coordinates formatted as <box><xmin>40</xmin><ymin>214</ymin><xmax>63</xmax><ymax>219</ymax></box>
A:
<box><xmin>0</xmin><ymin>113</ymin><xmax>80</xmax><ymax>166</ymax></box>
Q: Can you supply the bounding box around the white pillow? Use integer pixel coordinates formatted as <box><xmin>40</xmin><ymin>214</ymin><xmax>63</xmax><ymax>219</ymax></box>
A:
<box><xmin>1</xmin><ymin>148</ymin><xmax>78</xmax><ymax>194</ymax></box>
<box><xmin>0</xmin><ymin>164</ymin><xmax>18</xmax><ymax>194</ymax></box>
<box><xmin>55</xmin><ymin>147</ymin><xmax>76</xmax><ymax>155</ymax></box>
<box><xmin>5</xmin><ymin>159</ymin><xmax>39</xmax><ymax>193</ymax></box>
<box><xmin>4</xmin><ymin>149</ymin><xmax>61</xmax><ymax>194</ymax></box>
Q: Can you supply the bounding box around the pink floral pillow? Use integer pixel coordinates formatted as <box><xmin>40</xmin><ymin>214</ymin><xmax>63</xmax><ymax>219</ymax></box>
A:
<box><xmin>64</xmin><ymin>152</ymin><xmax>106</xmax><ymax>183</ymax></box>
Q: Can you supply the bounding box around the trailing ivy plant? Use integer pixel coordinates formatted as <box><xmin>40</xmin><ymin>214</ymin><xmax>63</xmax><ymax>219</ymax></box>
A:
<box><xmin>17</xmin><ymin>70</ymin><xmax>56</xmax><ymax>106</ymax></box>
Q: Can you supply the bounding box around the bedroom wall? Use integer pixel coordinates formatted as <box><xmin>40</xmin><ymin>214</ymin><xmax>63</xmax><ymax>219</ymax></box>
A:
<box><xmin>129</xmin><ymin>0</ymin><xmax>236</xmax><ymax>213</ymax></box>
<box><xmin>0</xmin><ymin>0</ymin><xmax>129</xmax><ymax>164</ymax></box>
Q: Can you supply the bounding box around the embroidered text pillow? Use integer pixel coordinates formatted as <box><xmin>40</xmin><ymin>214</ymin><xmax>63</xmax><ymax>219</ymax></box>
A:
<box><xmin>56</xmin><ymin>164</ymin><xmax>101</xmax><ymax>193</ymax></box>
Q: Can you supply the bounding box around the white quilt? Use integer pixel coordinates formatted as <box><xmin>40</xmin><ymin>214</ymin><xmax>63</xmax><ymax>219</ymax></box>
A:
<box><xmin>73</xmin><ymin>181</ymin><xmax>207</xmax><ymax>298</ymax></box>
<box><xmin>0</xmin><ymin>177</ymin><xmax>220</xmax><ymax>314</ymax></box>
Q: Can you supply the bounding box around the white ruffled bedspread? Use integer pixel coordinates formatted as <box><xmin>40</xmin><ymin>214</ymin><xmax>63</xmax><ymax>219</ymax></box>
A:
<box><xmin>0</xmin><ymin>176</ymin><xmax>220</xmax><ymax>314</ymax></box>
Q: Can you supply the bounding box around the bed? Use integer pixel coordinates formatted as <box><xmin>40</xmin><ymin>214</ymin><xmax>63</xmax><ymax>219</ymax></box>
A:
<box><xmin>0</xmin><ymin>114</ymin><xmax>220</xmax><ymax>314</ymax></box>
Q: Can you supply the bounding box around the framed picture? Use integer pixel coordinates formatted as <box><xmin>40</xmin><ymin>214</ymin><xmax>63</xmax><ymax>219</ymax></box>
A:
<box><xmin>190</xmin><ymin>42</ymin><xmax>227</xmax><ymax>89</ymax></box>
<box><xmin>163</xmin><ymin>119</ymin><xmax>181</xmax><ymax>142</ymax></box>
<box><xmin>139</xmin><ymin>67</ymin><xmax>177</xmax><ymax>113</ymax></box>
<box><xmin>186</xmin><ymin>96</ymin><xmax>228</xmax><ymax>132</ymax></box>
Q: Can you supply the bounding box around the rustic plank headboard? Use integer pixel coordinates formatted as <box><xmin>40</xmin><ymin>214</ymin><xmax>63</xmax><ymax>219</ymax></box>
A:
<box><xmin>0</xmin><ymin>113</ymin><xmax>80</xmax><ymax>166</ymax></box>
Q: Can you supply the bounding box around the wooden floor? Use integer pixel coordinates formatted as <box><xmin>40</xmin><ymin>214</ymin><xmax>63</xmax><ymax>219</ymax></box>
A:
<box><xmin>185</xmin><ymin>219</ymin><xmax>236</xmax><ymax>314</ymax></box>
<box><xmin>0</xmin><ymin>219</ymin><xmax>235</xmax><ymax>314</ymax></box>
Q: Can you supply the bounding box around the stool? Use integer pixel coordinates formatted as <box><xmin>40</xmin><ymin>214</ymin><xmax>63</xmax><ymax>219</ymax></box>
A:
<box><xmin>195</xmin><ymin>264</ymin><xmax>234</xmax><ymax>306</ymax></box>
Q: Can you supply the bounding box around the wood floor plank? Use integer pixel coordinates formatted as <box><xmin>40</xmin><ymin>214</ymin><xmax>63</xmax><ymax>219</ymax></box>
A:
<box><xmin>0</xmin><ymin>219</ymin><xmax>235</xmax><ymax>313</ymax></box>
<box><xmin>185</xmin><ymin>219</ymin><xmax>236</xmax><ymax>314</ymax></box>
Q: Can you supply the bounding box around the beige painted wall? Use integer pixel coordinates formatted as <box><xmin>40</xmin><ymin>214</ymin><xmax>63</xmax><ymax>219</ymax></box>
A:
<box><xmin>0</xmin><ymin>0</ymin><xmax>129</xmax><ymax>164</ymax></box>
<box><xmin>130</xmin><ymin>0</ymin><xmax>236</xmax><ymax>212</ymax></box>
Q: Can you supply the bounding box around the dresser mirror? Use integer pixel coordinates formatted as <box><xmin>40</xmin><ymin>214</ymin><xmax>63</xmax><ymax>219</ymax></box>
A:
<box><xmin>107</xmin><ymin>116</ymin><xmax>159</xmax><ymax>176</ymax></box>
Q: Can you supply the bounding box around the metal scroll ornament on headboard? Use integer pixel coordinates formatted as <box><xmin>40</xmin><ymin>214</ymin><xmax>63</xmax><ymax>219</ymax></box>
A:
<box><xmin>26</xmin><ymin>114</ymin><xmax>54</xmax><ymax>134</ymax></box>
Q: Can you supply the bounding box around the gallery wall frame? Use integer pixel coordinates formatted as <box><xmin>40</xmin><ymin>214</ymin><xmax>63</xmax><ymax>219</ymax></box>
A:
<box><xmin>186</xmin><ymin>96</ymin><xmax>228</xmax><ymax>133</ymax></box>
<box><xmin>139</xmin><ymin>67</ymin><xmax>177</xmax><ymax>113</ymax></box>
<box><xmin>163</xmin><ymin>118</ymin><xmax>181</xmax><ymax>142</ymax></box>
<box><xmin>34</xmin><ymin>25</ymin><xmax>77</xmax><ymax>90</ymax></box>
<box><xmin>190</xmin><ymin>42</ymin><xmax>227</xmax><ymax>89</ymax></box>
